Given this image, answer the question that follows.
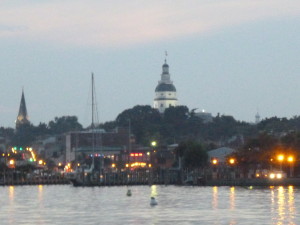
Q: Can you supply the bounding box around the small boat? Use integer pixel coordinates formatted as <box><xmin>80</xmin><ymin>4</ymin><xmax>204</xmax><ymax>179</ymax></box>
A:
<box><xmin>127</xmin><ymin>189</ymin><xmax>132</xmax><ymax>196</ymax></box>
<box><xmin>150</xmin><ymin>197</ymin><xmax>157</xmax><ymax>206</ymax></box>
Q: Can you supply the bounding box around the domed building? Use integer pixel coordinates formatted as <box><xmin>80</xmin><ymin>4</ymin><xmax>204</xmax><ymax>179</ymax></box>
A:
<box><xmin>154</xmin><ymin>59</ymin><xmax>178</xmax><ymax>113</ymax></box>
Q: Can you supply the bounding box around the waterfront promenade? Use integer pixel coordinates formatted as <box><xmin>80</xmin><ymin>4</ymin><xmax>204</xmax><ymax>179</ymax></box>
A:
<box><xmin>2</xmin><ymin>169</ymin><xmax>300</xmax><ymax>186</ymax></box>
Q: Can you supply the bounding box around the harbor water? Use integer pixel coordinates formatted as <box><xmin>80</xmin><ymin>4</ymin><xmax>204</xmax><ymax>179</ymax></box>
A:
<box><xmin>0</xmin><ymin>184</ymin><xmax>298</xmax><ymax>225</ymax></box>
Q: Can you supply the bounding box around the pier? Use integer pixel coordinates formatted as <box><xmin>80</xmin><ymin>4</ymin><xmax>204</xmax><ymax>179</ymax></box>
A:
<box><xmin>2</xmin><ymin>168</ymin><xmax>300</xmax><ymax>187</ymax></box>
<box><xmin>0</xmin><ymin>171</ymin><xmax>69</xmax><ymax>186</ymax></box>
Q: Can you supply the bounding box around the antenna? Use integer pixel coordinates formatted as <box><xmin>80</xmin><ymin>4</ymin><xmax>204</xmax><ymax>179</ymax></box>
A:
<box><xmin>165</xmin><ymin>50</ymin><xmax>168</xmax><ymax>63</ymax></box>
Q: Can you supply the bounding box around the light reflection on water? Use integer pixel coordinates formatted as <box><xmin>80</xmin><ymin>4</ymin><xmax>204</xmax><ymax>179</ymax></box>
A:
<box><xmin>0</xmin><ymin>185</ymin><xmax>299</xmax><ymax>225</ymax></box>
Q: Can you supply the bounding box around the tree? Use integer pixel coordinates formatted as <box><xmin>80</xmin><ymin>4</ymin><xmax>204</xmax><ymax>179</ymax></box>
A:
<box><xmin>116</xmin><ymin>105</ymin><xmax>161</xmax><ymax>144</ymax></box>
<box><xmin>48</xmin><ymin>116</ymin><xmax>83</xmax><ymax>134</ymax></box>
<box><xmin>11</xmin><ymin>123</ymin><xmax>36</xmax><ymax>147</ymax></box>
<box><xmin>175</xmin><ymin>140</ymin><xmax>208</xmax><ymax>169</ymax></box>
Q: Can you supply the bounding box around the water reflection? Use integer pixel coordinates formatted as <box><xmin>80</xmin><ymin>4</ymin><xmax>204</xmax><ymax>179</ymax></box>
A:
<box><xmin>151</xmin><ymin>185</ymin><xmax>157</xmax><ymax>197</ymax></box>
<box><xmin>277</xmin><ymin>186</ymin><xmax>285</xmax><ymax>224</ymax></box>
<box><xmin>212</xmin><ymin>186</ymin><xmax>218</xmax><ymax>209</ymax></box>
<box><xmin>270</xmin><ymin>186</ymin><xmax>296</xmax><ymax>225</ymax></box>
<box><xmin>0</xmin><ymin>185</ymin><xmax>299</xmax><ymax>225</ymax></box>
<box><xmin>38</xmin><ymin>185</ymin><xmax>44</xmax><ymax>209</ymax></box>
<box><xmin>230</xmin><ymin>186</ymin><xmax>235</xmax><ymax>210</ymax></box>
<box><xmin>288</xmin><ymin>186</ymin><xmax>295</xmax><ymax>224</ymax></box>
<box><xmin>8</xmin><ymin>186</ymin><xmax>14</xmax><ymax>201</ymax></box>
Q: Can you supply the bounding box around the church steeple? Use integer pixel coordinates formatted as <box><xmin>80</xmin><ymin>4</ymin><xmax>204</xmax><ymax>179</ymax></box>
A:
<box><xmin>16</xmin><ymin>88</ymin><xmax>30</xmax><ymax>127</ymax></box>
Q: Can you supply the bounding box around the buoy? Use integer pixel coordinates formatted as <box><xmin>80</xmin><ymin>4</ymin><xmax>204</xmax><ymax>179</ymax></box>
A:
<box><xmin>150</xmin><ymin>197</ymin><xmax>157</xmax><ymax>206</ymax></box>
<box><xmin>127</xmin><ymin>189</ymin><xmax>132</xmax><ymax>196</ymax></box>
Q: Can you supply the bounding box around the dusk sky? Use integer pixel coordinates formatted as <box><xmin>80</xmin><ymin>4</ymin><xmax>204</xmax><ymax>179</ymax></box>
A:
<box><xmin>1</xmin><ymin>0</ymin><xmax>300</xmax><ymax>128</ymax></box>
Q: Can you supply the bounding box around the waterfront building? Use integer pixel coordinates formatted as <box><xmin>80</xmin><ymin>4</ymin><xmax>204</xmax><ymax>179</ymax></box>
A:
<box><xmin>65</xmin><ymin>127</ymin><xmax>133</xmax><ymax>164</ymax></box>
<box><xmin>16</xmin><ymin>89</ymin><xmax>30</xmax><ymax>128</ymax></box>
<box><xmin>208</xmin><ymin>147</ymin><xmax>236</xmax><ymax>164</ymax></box>
<box><xmin>153</xmin><ymin>59</ymin><xmax>178</xmax><ymax>113</ymax></box>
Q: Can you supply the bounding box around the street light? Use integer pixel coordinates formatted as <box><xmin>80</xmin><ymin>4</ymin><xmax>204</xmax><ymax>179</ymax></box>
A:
<box><xmin>287</xmin><ymin>156</ymin><xmax>294</xmax><ymax>177</ymax></box>
<box><xmin>151</xmin><ymin>141</ymin><xmax>157</xmax><ymax>147</ymax></box>
<box><xmin>212</xmin><ymin>159</ymin><xmax>218</xmax><ymax>165</ymax></box>
<box><xmin>287</xmin><ymin>156</ymin><xmax>294</xmax><ymax>163</ymax></box>
<box><xmin>229</xmin><ymin>158</ymin><xmax>235</xmax><ymax>165</ymax></box>
<box><xmin>277</xmin><ymin>154</ymin><xmax>284</xmax><ymax>170</ymax></box>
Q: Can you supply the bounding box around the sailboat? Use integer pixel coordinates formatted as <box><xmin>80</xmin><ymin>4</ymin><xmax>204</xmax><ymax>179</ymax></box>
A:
<box><xmin>69</xmin><ymin>73</ymin><xmax>100</xmax><ymax>187</ymax></box>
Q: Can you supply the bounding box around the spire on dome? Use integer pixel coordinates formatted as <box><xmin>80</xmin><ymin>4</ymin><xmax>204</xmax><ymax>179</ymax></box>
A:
<box><xmin>164</xmin><ymin>50</ymin><xmax>168</xmax><ymax>64</ymax></box>
<box><xmin>162</xmin><ymin>51</ymin><xmax>170</xmax><ymax>76</ymax></box>
<box><xmin>16</xmin><ymin>88</ymin><xmax>29</xmax><ymax>128</ymax></box>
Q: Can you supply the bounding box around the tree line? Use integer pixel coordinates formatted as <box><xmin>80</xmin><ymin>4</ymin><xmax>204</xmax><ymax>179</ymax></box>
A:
<box><xmin>2</xmin><ymin>105</ymin><xmax>300</xmax><ymax>169</ymax></box>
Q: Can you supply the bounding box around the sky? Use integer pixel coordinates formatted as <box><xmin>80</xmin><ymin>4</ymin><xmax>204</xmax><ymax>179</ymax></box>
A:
<box><xmin>0</xmin><ymin>0</ymin><xmax>300</xmax><ymax>128</ymax></box>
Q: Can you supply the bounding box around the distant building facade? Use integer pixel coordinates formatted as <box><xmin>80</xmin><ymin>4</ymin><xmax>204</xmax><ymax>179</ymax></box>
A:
<box><xmin>153</xmin><ymin>59</ymin><xmax>178</xmax><ymax>113</ymax></box>
<box><xmin>207</xmin><ymin>147</ymin><xmax>236</xmax><ymax>164</ymax></box>
<box><xmin>65</xmin><ymin>127</ymin><xmax>133</xmax><ymax>163</ymax></box>
<box><xmin>16</xmin><ymin>89</ymin><xmax>30</xmax><ymax>128</ymax></box>
<box><xmin>195</xmin><ymin>111</ymin><xmax>213</xmax><ymax>123</ymax></box>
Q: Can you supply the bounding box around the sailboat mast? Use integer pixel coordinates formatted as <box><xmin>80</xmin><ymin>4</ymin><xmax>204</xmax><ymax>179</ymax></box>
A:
<box><xmin>91</xmin><ymin>73</ymin><xmax>95</xmax><ymax>130</ymax></box>
<box><xmin>91</xmin><ymin>73</ymin><xmax>95</xmax><ymax>167</ymax></box>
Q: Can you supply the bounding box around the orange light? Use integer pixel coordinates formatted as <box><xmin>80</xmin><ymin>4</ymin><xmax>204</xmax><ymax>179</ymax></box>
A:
<box><xmin>125</xmin><ymin>164</ymin><xmax>129</xmax><ymax>168</ymax></box>
<box><xmin>229</xmin><ymin>158</ymin><xmax>235</xmax><ymax>164</ymax></box>
<box><xmin>38</xmin><ymin>160</ymin><xmax>43</xmax><ymax>165</ymax></box>
<box><xmin>212</xmin><ymin>159</ymin><xmax>218</xmax><ymax>165</ymax></box>
<box><xmin>9</xmin><ymin>159</ymin><xmax>15</xmax><ymax>165</ymax></box>
<box><xmin>112</xmin><ymin>163</ymin><xmax>116</xmax><ymax>168</ymax></box>
<box><xmin>287</xmin><ymin>156</ymin><xmax>294</xmax><ymax>163</ymax></box>
<box><xmin>277</xmin><ymin>154</ymin><xmax>284</xmax><ymax>162</ymax></box>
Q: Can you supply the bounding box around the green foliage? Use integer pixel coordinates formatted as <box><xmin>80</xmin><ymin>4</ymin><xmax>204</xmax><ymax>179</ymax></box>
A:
<box><xmin>116</xmin><ymin>105</ymin><xmax>161</xmax><ymax>144</ymax></box>
<box><xmin>0</xmin><ymin>127</ymin><xmax>14</xmax><ymax>139</ymax></box>
<box><xmin>48</xmin><ymin>116</ymin><xmax>82</xmax><ymax>134</ymax></box>
<box><xmin>11</xmin><ymin>123</ymin><xmax>36</xmax><ymax>147</ymax></box>
<box><xmin>175</xmin><ymin>140</ymin><xmax>208</xmax><ymax>169</ymax></box>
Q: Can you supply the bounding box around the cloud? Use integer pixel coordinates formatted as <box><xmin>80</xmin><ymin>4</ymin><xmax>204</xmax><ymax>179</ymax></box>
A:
<box><xmin>0</xmin><ymin>0</ymin><xmax>299</xmax><ymax>47</ymax></box>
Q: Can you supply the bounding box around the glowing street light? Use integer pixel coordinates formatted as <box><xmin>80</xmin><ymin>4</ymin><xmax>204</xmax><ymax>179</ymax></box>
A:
<box><xmin>277</xmin><ymin>154</ymin><xmax>284</xmax><ymax>162</ymax></box>
<box><xmin>151</xmin><ymin>141</ymin><xmax>157</xmax><ymax>147</ymax></box>
<box><xmin>287</xmin><ymin>156</ymin><xmax>294</xmax><ymax>162</ymax></box>
<box><xmin>288</xmin><ymin>156</ymin><xmax>295</xmax><ymax>177</ymax></box>
<box><xmin>277</xmin><ymin>154</ymin><xmax>284</xmax><ymax>170</ymax></box>
<box><xmin>9</xmin><ymin>159</ymin><xmax>15</xmax><ymax>165</ymax></box>
<box><xmin>212</xmin><ymin>159</ymin><xmax>218</xmax><ymax>165</ymax></box>
<box><xmin>229</xmin><ymin>158</ymin><xmax>235</xmax><ymax>165</ymax></box>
